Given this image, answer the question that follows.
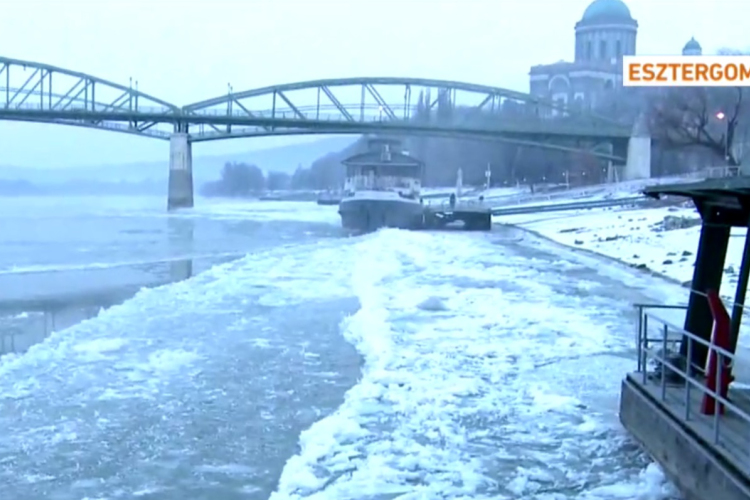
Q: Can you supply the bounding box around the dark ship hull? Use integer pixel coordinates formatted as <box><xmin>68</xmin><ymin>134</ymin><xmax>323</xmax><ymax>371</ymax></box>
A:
<box><xmin>338</xmin><ymin>195</ymin><xmax>424</xmax><ymax>232</ymax></box>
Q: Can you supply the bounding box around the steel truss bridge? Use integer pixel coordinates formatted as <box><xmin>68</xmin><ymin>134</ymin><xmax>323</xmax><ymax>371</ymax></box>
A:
<box><xmin>0</xmin><ymin>56</ymin><xmax>633</xmax><ymax>161</ymax></box>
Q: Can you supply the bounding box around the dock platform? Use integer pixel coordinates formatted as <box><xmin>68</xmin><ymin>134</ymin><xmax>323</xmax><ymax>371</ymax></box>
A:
<box><xmin>421</xmin><ymin>201</ymin><xmax>492</xmax><ymax>231</ymax></box>
<box><xmin>621</xmin><ymin>375</ymin><xmax>750</xmax><ymax>500</ymax></box>
<box><xmin>619</xmin><ymin>177</ymin><xmax>750</xmax><ymax>500</ymax></box>
<box><xmin>622</xmin><ymin>304</ymin><xmax>750</xmax><ymax>500</ymax></box>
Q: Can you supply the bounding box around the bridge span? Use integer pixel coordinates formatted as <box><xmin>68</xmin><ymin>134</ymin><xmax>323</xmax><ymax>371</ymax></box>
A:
<box><xmin>0</xmin><ymin>56</ymin><xmax>651</xmax><ymax>209</ymax></box>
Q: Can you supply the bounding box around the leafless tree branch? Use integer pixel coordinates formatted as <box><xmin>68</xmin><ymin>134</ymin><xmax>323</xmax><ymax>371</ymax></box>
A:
<box><xmin>648</xmin><ymin>48</ymin><xmax>750</xmax><ymax>166</ymax></box>
<box><xmin>649</xmin><ymin>86</ymin><xmax>745</xmax><ymax>166</ymax></box>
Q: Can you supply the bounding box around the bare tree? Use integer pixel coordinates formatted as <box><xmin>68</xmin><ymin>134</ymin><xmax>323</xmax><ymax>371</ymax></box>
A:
<box><xmin>648</xmin><ymin>48</ymin><xmax>749</xmax><ymax>166</ymax></box>
<box><xmin>266</xmin><ymin>170</ymin><xmax>291</xmax><ymax>191</ymax></box>
<box><xmin>649</xmin><ymin>86</ymin><xmax>745</xmax><ymax>166</ymax></box>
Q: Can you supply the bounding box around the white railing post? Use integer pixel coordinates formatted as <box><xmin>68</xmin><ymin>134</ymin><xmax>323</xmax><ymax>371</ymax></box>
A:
<box><xmin>714</xmin><ymin>350</ymin><xmax>723</xmax><ymax>444</ymax></box>
<box><xmin>638</xmin><ymin>314</ymin><xmax>648</xmax><ymax>385</ymax></box>
<box><xmin>636</xmin><ymin>305</ymin><xmax>644</xmax><ymax>372</ymax></box>
<box><xmin>661</xmin><ymin>323</ymin><xmax>668</xmax><ymax>400</ymax></box>
<box><xmin>685</xmin><ymin>335</ymin><xmax>692</xmax><ymax>420</ymax></box>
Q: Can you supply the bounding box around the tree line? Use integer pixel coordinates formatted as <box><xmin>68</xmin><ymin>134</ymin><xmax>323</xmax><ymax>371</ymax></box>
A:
<box><xmin>284</xmin><ymin>89</ymin><xmax>626</xmax><ymax>189</ymax></box>
<box><xmin>277</xmin><ymin>89</ymin><xmax>609</xmax><ymax>190</ymax></box>
<box><xmin>286</xmin><ymin>87</ymin><xmax>741</xmax><ymax>190</ymax></box>
<box><xmin>200</xmin><ymin>162</ymin><xmax>296</xmax><ymax>197</ymax></box>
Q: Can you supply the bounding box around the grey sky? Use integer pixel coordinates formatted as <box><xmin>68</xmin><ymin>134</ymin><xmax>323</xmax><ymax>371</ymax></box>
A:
<box><xmin>0</xmin><ymin>0</ymin><xmax>745</xmax><ymax>168</ymax></box>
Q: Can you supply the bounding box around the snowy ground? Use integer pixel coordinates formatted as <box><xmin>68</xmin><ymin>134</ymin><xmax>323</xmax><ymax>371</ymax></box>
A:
<box><xmin>502</xmin><ymin>200</ymin><xmax>750</xmax><ymax>385</ymax></box>
<box><xmin>501</xmin><ymin>203</ymin><xmax>744</xmax><ymax>297</ymax></box>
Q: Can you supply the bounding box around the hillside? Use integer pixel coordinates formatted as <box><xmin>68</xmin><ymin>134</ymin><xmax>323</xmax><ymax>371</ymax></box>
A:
<box><xmin>0</xmin><ymin>135</ymin><xmax>358</xmax><ymax>184</ymax></box>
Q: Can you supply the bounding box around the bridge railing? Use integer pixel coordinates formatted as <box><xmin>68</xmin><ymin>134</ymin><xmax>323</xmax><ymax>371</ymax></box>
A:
<box><xmin>187</xmin><ymin>106</ymin><xmax>625</xmax><ymax>129</ymax></box>
<box><xmin>0</xmin><ymin>101</ymin><xmax>177</xmax><ymax>115</ymax></box>
<box><xmin>86</xmin><ymin>121</ymin><xmax>172</xmax><ymax>138</ymax></box>
<box><xmin>0</xmin><ymin>97</ymin><xmax>605</xmax><ymax>121</ymax></box>
<box><xmin>0</xmin><ymin>100</ymin><xmax>630</xmax><ymax>136</ymax></box>
<box><xmin>634</xmin><ymin>301</ymin><xmax>750</xmax><ymax>466</ymax></box>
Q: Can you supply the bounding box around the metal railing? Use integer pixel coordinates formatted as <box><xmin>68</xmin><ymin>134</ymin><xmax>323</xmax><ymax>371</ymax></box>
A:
<box><xmin>634</xmin><ymin>302</ymin><xmax>750</xmax><ymax>460</ymax></box>
<box><xmin>0</xmin><ymin>102</ymin><xmax>625</xmax><ymax>136</ymax></box>
<box><xmin>425</xmin><ymin>198</ymin><xmax>489</xmax><ymax>212</ymax></box>
<box><xmin>485</xmin><ymin>168</ymin><xmax>740</xmax><ymax>209</ymax></box>
<box><xmin>492</xmin><ymin>195</ymin><xmax>648</xmax><ymax>216</ymax></box>
<box><xmin>705</xmin><ymin>166</ymin><xmax>741</xmax><ymax>178</ymax></box>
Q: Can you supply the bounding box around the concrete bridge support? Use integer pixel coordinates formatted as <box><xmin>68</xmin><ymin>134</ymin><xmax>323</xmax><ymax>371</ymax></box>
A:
<box><xmin>622</xmin><ymin>113</ymin><xmax>652</xmax><ymax>181</ymax></box>
<box><xmin>168</xmin><ymin>132</ymin><xmax>194</xmax><ymax>210</ymax></box>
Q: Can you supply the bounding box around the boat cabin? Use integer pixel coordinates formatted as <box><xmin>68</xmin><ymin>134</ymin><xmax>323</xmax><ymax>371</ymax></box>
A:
<box><xmin>341</xmin><ymin>139</ymin><xmax>424</xmax><ymax>199</ymax></box>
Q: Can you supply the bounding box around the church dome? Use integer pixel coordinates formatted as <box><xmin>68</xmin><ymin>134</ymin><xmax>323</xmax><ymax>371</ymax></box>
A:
<box><xmin>579</xmin><ymin>0</ymin><xmax>635</xmax><ymax>24</ymax></box>
<box><xmin>683</xmin><ymin>37</ymin><xmax>702</xmax><ymax>53</ymax></box>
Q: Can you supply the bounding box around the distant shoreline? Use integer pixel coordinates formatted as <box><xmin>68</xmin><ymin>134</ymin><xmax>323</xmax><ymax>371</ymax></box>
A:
<box><xmin>0</xmin><ymin>179</ymin><xmax>166</xmax><ymax>196</ymax></box>
<box><xmin>0</xmin><ymin>181</ymin><xmax>322</xmax><ymax>200</ymax></box>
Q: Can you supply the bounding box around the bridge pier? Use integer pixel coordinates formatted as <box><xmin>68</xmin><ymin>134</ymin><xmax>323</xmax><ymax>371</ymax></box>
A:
<box><xmin>168</xmin><ymin>132</ymin><xmax>194</xmax><ymax>210</ymax></box>
<box><xmin>623</xmin><ymin>113</ymin><xmax>652</xmax><ymax>181</ymax></box>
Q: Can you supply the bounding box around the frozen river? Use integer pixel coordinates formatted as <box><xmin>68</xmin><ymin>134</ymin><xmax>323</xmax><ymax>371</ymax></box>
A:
<box><xmin>0</xmin><ymin>195</ymin><xmax>679</xmax><ymax>499</ymax></box>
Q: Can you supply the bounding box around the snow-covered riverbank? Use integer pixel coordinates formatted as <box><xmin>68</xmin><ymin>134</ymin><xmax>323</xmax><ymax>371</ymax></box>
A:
<box><xmin>502</xmin><ymin>203</ymin><xmax>748</xmax><ymax>302</ymax></box>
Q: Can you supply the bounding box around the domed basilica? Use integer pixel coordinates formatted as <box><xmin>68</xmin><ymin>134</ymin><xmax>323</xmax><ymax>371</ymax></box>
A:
<box><xmin>529</xmin><ymin>0</ymin><xmax>702</xmax><ymax>111</ymax></box>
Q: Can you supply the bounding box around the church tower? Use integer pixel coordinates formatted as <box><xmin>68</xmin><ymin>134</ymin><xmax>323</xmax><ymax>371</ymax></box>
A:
<box><xmin>682</xmin><ymin>37</ymin><xmax>702</xmax><ymax>55</ymax></box>
<box><xmin>574</xmin><ymin>0</ymin><xmax>638</xmax><ymax>66</ymax></box>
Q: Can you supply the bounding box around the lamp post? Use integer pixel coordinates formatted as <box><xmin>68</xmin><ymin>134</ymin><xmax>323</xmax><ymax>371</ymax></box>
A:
<box><xmin>716</xmin><ymin>111</ymin><xmax>730</xmax><ymax>167</ymax></box>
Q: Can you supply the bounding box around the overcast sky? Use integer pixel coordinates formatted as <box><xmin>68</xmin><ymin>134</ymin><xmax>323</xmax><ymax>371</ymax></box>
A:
<box><xmin>0</xmin><ymin>0</ymin><xmax>746</xmax><ymax>168</ymax></box>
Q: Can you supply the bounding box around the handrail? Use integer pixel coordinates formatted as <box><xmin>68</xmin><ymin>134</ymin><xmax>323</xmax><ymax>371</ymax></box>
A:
<box><xmin>635</xmin><ymin>304</ymin><xmax>750</xmax><ymax>453</ymax></box>
<box><xmin>632</xmin><ymin>303</ymin><xmax>687</xmax><ymax>309</ymax></box>
<box><xmin>688</xmin><ymin>288</ymin><xmax>750</xmax><ymax>316</ymax></box>
<box><xmin>426</xmin><ymin>199</ymin><xmax>489</xmax><ymax>212</ymax></box>
<box><xmin>637</xmin><ymin>304</ymin><xmax>735</xmax><ymax>359</ymax></box>
<box><xmin>636</xmin><ymin>286</ymin><xmax>750</xmax><ymax>317</ymax></box>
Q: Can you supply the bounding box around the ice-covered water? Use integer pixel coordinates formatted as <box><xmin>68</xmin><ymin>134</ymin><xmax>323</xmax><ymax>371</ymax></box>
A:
<box><xmin>0</xmin><ymin>195</ymin><xmax>340</xmax><ymax>293</ymax></box>
<box><xmin>0</xmin><ymin>195</ymin><xmax>681</xmax><ymax>499</ymax></box>
<box><xmin>0</xmin><ymin>195</ymin><xmax>342</xmax><ymax>354</ymax></box>
<box><xmin>271</xmin><ymin>229</ymin><xmax>679</xmax><ymax>500</ymax></box>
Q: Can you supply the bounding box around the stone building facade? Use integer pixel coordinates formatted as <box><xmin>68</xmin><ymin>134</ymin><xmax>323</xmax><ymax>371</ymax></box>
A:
<box><xmin>528</xmin><ymin>0</ymin><xmax>702</xmax><ymax>113</ymax></box>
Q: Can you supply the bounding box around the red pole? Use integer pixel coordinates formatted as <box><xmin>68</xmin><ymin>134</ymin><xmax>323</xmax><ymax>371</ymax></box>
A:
<box><xmin>701</xmin><ymin>290</ymin><xmax>733</xmax><ymax>415</ymax></box>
